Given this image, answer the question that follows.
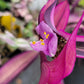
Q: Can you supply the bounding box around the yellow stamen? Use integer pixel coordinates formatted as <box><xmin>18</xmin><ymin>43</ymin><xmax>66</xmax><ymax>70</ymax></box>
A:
<box><xmin>32</xmin><ymin>41</ymin><xmax>36</xmax><ymax>44</ymax></box>
<box><xmin>46</xmin><ymin>34</ymin><xmax>49</xmax><ymax>39</ymax></box>
<box><xmin>41</xmin><ymin>42</ymin><xmax>45</xmax><ymax>45</ymax></box>
<box><xmin>44</xmin><ymin>32</ymin><xmax>46</xmax><ymax>35</ymax></box>
<box><xmin>46</xmin><ymin>36</ymin><xmax>48</xmax><ymax>39</ymax></box>
<box><xmin>47</xmin><ymin>34</ymin><xmax>49</xmax><ymax>36</ymax></box>
<box><xmin>40</xmin><ymin>39</ymin><xmax>44</xmax><ymax>42</ymax></box>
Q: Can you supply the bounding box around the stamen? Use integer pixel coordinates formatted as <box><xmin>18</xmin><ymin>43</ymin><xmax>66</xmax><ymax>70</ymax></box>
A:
<box><xmin>41</xmin><ymin>42</ymin><xmax>45</xmax><ymax>45</ymax></box>
<box><xmin>40</xmin><ymin>39</ymin><xmax>43</xmax><ymax>42</ymax></box>
<box><xmin>32</xmin><ymin>41</ymin><xmax>36</xmax><ymax>44</ymax></box>
<box><xmin>44</xmin><ymin>32</ymin><xmax>46</xmax><ymax>35</ymax></box>
<box><xmin>47</xmin><ymin>34</ymin><xmax>49</xmax><ymax>36</ymax></box>
<box><xmin>46</xmin><ymin>34</ymin><xmax>49</xmax><ymax>39</ymax></box>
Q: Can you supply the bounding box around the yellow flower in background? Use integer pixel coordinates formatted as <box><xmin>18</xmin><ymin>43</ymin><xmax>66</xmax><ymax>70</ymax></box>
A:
<box><xmin>1</xmin><ymin>14</ymin><xmax>16</xmax><ymax>31</ymax></box>
<box><xmin>12</xmin><ymin>17</ymin><xmax>16</xmax><ymax>23</ymax></box>
<box><xmin>0</xmin><ymin>13</ymin><xmax>22</xmax><ymax>38</ymax></box>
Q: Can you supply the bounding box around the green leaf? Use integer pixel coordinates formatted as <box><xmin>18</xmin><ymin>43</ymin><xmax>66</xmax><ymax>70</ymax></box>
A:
<box><xmin>79</xmin><ymin>0</ymin><xmax>84</xmax><ymax>7</ymax></box>
<box><xmin>0</xmin><ymin>1</ymin><xmax>10</xmax><ymax>11</ymax></box>
<box><xmin>23</xmin><ymin>22</ymin><xmax>34</xmax><ymax>37</ymax></box>
<box><xmin>26</xmin><ymin>22</ymin><xmax>34</xmax><ymax>30</ymax></box>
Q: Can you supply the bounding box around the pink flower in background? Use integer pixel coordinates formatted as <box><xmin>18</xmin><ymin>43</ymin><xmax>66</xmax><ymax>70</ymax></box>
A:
<box><xmin>12</xmin><ymin>0</ymin><xmax>33</xmax><ymax>22</ymax></box>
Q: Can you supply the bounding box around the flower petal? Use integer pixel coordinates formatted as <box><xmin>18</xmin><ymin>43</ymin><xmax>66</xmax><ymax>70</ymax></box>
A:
<box><xmin>36</xmin><ymin>21</ymin><xmax>54</xmax><ymax>39</ymax></box>
<box><xmin>30</xmin><ymin>40</ymin><xmax>48</xmax><ymax>55</ymax></box>
<box><xmin>0</xmin><ymin>51</ymin><xmax>38</xmax><ymax>84</ymax></box>
<box><xmin>48</xmin><ymin>34</ymin><xmax>58</xmax><ymax>57</ymax></box>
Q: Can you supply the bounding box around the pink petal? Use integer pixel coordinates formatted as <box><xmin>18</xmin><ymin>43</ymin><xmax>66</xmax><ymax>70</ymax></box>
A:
<box><xmin>36</xmin><ymin>21</ymin><xmax>54</xmax><ymax>39</ymax></box>
<box><xmin>54</xmin><ymin>1</ymin><xmax>70</xmax><ymax>31</ymax></box>
<box><xmin>48</xmin><ymin>34</ymin><xmax>58</xmax><ymax>57</ymax></box>
<box><xmin>0</xmin><ymin>51</ymin><xmax>38</xmax><ymax>84</ymax></box>
<box><xmin>30</xmin><ymin>40</ymin><xmax>48</xmax><ymax>55</ymax></box>
<box><xmin>39</xmin><ymin>12</ymin><xmax>84</xmax><ymax>84</ymax></box>
<box><xmin>36</xmin><ymin>22</ymin><xmax>58</xmax><ymax>57</ymax></box>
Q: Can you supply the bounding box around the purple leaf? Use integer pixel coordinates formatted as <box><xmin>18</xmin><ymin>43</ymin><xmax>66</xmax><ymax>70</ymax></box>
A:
<box><xmin>39</xmin><ymin>12</ymin><xmax>84</xmax><ymax>84</ymax></box>
<box><xmin>39</xmin><ymin>0</ymin><xmax>56</xmax><ymax>23</ymax></box>
<box><xmin>76</xmin><ymin>42</ymin><xmax>84</xmax><ymax>58</ymax></box>
<box><xmin>59</xmin><ymin>12</ymin><xmax>84</xmax><ymax>42</ymax></box>
<box><xmin>54</xmin><ymin>1</ymin><xmax>70</xmax><ymax>31</ymax></box>
<box><xmin>44</xmin><ymin>0</ymin><xmax>57</xmax><ymax>32</ymax></box>
<box><xmin>0</xmin><ymin>51</ymin><xmax>38</xmax><ymax>84</ymax></box>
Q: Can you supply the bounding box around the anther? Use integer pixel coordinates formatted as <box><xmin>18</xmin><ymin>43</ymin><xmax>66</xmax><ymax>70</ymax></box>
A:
<box><xmin>41</xmin><ymin>42</ymin><xmax>45</xmax><ymax>45</ymax></box>
<box><xmin>40</xmin><ymin>39</ymin><xmax>43</xmax><ymax>42</ymax></box>
<box><xmin>44</xmin><ymin>32</ymin><xmax>46</xmax><ymax>35</ymax></box>
<box><xmin>46</xmin><ymin>34</ymin><xmax>49</xmax><ymax>39</ymax></box>
<box><xmin>47</xmin><ymin>34</ymin><xmax>49</xmax><ymax>36</ymax></box>
<box><xmin>32</xmin><ymin>41</ymin><xmax>36</xmax><ymax>44</ymax></box>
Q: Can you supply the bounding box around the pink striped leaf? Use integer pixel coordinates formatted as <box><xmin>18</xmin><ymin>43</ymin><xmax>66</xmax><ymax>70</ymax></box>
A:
<box><xmin>0</xmin><ymin>51</ymin><xmax>38</xmax><ymax>84</ymax></box>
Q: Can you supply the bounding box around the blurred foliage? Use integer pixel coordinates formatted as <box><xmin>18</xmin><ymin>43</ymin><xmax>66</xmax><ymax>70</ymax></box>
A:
<box><xmin>11</xmin><ymin>0</ymin><xmax>20</xmax><ymax>3</ymax></box>
<box><xmin>23</xmin><ymin>22</ymin><xmax>34</xmax><ymax>38</ymax></box>
<box><xmin>0</xmin><ymin>0</ymin><xmax>10</xmax><ymax>11</ymax></box>
<box><xmin>78</xmin><ymin>0</ymin><xmax>84</xmax><ymax>7</ymax></box>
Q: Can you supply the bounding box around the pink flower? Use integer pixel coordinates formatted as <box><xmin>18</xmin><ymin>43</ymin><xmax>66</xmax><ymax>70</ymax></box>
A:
<box><xmin>30</xmin><ymin>21</ymin><xmax>58</xmax><ymax>57</ymax></box>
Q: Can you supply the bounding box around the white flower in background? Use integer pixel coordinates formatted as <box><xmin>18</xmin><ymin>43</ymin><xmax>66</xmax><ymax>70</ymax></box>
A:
<box><xmin>28</xmin><ymin>0</ymin><xmax>47</xmax><ymax>11</ymax></box>
<box><xmin>15</xmin><ymin>38</ymin><xmax>32</xmax><ymax>50</ymax></box>
<box><xmin>0</xmin><ymin>31</ymin><xmax>16</xmax><ymax>46</ymax></box>
<box><xmin>0</xmin><ymin>31</ymin><xmax>32</xmax><ymax>50</ymax></box>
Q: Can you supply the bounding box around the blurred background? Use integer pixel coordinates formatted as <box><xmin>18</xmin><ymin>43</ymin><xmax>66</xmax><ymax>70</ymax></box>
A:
<box><xmin>0</xmin><ymin>0</ymin><xmax>84</xmax><ymax>84</ymax></box>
